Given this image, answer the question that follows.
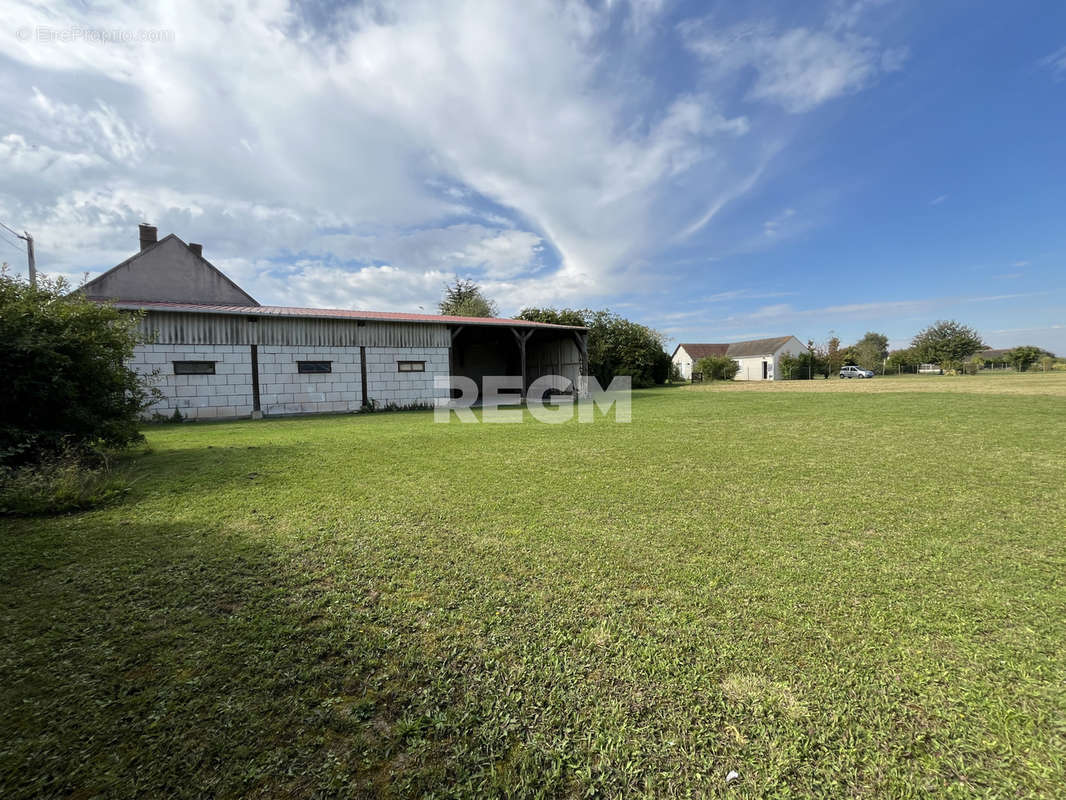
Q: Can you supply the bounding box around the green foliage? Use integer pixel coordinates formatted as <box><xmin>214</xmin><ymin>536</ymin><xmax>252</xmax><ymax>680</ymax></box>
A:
<box><xmin>887</xmin><ymin>347</ymin><xmax>920</xmax><ymax>371</ymax></box>
<box><xmin>1006</xmin><ymin>345</ymin><xmax>1053</xmax><ymax>372</ymax></box>
<box><xmin>911</xmin><ymin>320</ymin><xmax>985</xmax><ymax>365</ymax></box>
<box><xmin>0</xmin><ymin>269</ymin><xmax>155</xmax><ymax>465</ymax></box>
<box><xmin>0</xmin><ymin>450</ymin><xmax>131</xmax><ymax>515</ymax></box>
<box><xmin>516</xmin><ymin>307</ymin><xmax>669</xmax><ymax>388</ymax></box>
<box><xmin>848</xmin><ymin>331</ymin><xmax>889</xmax><ymax>371</ymax></box>
<box><xmin>780</xmin><ymin>347</ymin><xmax>828</xmax><ymax>379</ymax></box>
<box><xmin>826</xmin><ymin>336</ymin><xmax>844</xmax><ymax>375</ymax></box>
<box><xmin>694</xmin><ymin>354</ymin><xmax>740</xmax><ymax>381</ymax></box>
<box><xmin>669</xmin><ymin>361</ymin><xmax>684</xmax><ymax>383</ymax></box>
<box><xmin>438</xmin><ymin>279</ymin><xmax>498</xmax><ymax>318</ymax></box>
<box><xmin>513</xmin><ymin>307</ymin><xmax>586</xmax><ymax>327</ymax></box>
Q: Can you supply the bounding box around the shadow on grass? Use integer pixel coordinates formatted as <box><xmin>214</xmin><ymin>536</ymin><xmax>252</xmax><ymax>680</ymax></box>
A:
<box><xmin>0</xmin><ymin>519</ymin><xmax>436</xmax><ymax>798</ymax></box>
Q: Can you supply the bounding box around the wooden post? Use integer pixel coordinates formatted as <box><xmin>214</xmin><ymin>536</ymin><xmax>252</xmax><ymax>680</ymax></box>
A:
<box><xmin>24</xmin><ymin>232</ymin><xmax>35</xmax><ymax>287</ymax></box>
<box><xmin>572</xmin><ymin>330</ymin><xmax>589</xmax><ymax>392</ymax></box>
<box><xmin>511</xmin><ymin>328</ymin><xmax>534</xmax><ymax>397</ymax></box>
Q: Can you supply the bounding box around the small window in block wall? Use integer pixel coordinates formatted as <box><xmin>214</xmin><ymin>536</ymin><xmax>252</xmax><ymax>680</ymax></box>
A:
<box><xmin>173</xmin><ymin>361</ymin><xmax>216</xmax><ymax>375</ymax></box>
<box><xmin>297</xmin><ymin>361</ymin><xmax>332</xmax><ymax>374</ymax></box>
<box><xmin>397</xmin><ymin>361</ymin><xmax>425</xmax><ymax>372</ymax></box>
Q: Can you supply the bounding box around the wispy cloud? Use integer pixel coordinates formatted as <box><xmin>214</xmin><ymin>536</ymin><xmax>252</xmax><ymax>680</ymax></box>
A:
<box><xmin>929</xmin><ymin>194</ymin><xmax>948</xmax><ymax>206</ymax></box>
<box><xmin>681</xmin><ymin>17</ymin><xmax>907</xmax><ymax>113</ymax></box>
<box><xmin>762</xmin><ymin>207</ymin><xmax>797</xmax><ymax>236</ymax></box>
<box><xmin>1041</xmin><ymin>45</ymin><xmax>1066</xmax><ymax>80</ymax></box>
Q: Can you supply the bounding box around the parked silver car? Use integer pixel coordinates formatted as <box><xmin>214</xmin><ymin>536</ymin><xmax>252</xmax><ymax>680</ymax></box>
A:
<box><xmin>840</xmin><ymin>365</ymin><xmax>875</xmax><ymax>378</ymax></box>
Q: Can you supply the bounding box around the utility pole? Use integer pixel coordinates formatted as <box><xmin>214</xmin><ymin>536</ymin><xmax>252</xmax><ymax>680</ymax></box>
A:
<box><xmin>23</xmin><ymin>231</ymin><xmax>35</xmax><ymax>287</ymax></box>
<box><xmin>0</xmin><ymin>221</ymin><xmax>35</xmax><ymax>286</ymax></box>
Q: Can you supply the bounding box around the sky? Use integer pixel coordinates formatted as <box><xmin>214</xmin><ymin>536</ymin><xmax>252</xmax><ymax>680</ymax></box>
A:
<box><xmin>1</xmin><ymin>0</ymin><xmax>1064</xmax><ymax>354</ymax></box>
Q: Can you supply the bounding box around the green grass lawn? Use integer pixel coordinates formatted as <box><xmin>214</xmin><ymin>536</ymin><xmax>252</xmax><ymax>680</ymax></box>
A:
<box><xmin>3</xmin><ymin>374</ymin><xmax>1065</xmax><ymax>798</ymax></box>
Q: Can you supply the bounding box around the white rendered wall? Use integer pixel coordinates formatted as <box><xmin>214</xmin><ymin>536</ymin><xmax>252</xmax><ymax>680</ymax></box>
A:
<box><xmin>733</xmin><ymin>355</ymin><xmax>772</xmax><ymax>381</ymax></box>
<box><xmin>672</xmin><ymin>347</ymin><xmax>694</xmax><ymax>380</ymax></box>
<box><xmin>129</xmin><ymin>344</ymin><xmax>254</xmax><ymax>420</ymax></box>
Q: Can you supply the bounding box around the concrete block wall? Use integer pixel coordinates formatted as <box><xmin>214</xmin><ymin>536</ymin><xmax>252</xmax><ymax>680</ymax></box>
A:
<box><xmin>130</xmin><ymin>343</ymin><xmax>450</xmax><ymax>420</ymax></box>
<box><xmin>364</xmin><ymin>346</ymin><xmax>449</xmax><ymax>407</ymax></box>
<box><xmin>129</xmin><ymin>344</ymin><xmax>254</xmax><ymax>420</ymax></box>
<box><xmin>257</xmin><ymin>346</ymin><xmax>363</xmax><ymax>415</ymax></box>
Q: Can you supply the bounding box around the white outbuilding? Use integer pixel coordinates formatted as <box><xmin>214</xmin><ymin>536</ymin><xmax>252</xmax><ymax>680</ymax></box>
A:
<box><xmin>671</xmin><ymin>336</ymin><xmax>806</xmax><ymax>381</ymax></box>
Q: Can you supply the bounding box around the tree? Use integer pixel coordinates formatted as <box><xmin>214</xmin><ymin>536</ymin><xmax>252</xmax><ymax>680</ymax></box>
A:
<box><xmin>911</xmin><ymin>320</ymin><xmax>985</xmax><ymax>365</ymax></box>
<box><xmin>826</xmin><ymin>335</ymin><xmax>844</xmax><ymax>376</ymax></box>
<box><xmin>515</xmin><ymin>307</ymin><xmax>669</xmax><ymax>388</ymax></box>
<box><xmin>780</xmin><ymin>348</ymin><xmax>828</xmax><ymax>380</ymax></box>
<box><xmin>849</xmin><ymin>332</ymin><xmax>889</xmax><ymax>372</ymax></box>
<box><xmin>887</xmin><ymin>347</ymin><xmax>920</xmax><ymax>373</ymax></box>
<box><xmin>1</xmin><ymin>269</ymin><xmax>155</xmax><ymax>465</ymax></box>
<box><xmin>439</xmin><ymin>279</ymin><xmax>498</xmax><ymax>317</ymax></box>
<box><xmin>513</xmin><ymin>307</ymin><xmax>586</xmax><ymax>327</ymax></box>
<box><xmin>1006</xmin><ymin>345</ymin><xmax>1052</xmax><ymax>372</ymax></box>
<box><xmin>694</xmin><ymin>355</ymin><xmax>740</xmax><ymax>382</ymax></box>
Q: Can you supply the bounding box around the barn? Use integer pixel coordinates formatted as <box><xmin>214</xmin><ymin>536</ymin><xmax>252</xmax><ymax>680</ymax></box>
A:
<box><xmin>82</xmin><ymin>225</ymin><xmax>588</xmax><ymax>420</ymax></box>
<box><xmin>671</xmin><ymin>336</ymin><xmax>806</xmax><ymax>381</ymax></box>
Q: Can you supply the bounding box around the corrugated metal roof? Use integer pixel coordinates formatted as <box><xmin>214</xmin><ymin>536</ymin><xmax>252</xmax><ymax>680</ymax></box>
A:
<box><xmin>676</xmin><ymin>336</ymin><xmax>798</xmax><ymax>359</ymax></box>
<box><xmin>104</xmin><ymin>300</ymin><xmax>586</xmax><ymax>331</ymax></box>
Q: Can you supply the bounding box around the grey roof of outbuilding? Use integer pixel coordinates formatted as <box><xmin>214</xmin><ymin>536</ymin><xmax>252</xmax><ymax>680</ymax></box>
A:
<box><xmin>674</xmin><ymin>336</ymin><xmax>798</xmax><ymax>359</ymax></box>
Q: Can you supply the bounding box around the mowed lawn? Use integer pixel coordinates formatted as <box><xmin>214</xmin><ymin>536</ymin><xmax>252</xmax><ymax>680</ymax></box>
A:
<box><xmin>3</xmin><ymin>374</ymin><xmax>1065</xmax><ymax>798</ymax></box>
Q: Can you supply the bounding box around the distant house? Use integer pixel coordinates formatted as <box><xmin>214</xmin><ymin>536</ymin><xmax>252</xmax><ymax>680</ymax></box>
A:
<box><xmin>671</xmin><ymin>336</ymin><xmax>806</xmax><ymax>381</ymax></box>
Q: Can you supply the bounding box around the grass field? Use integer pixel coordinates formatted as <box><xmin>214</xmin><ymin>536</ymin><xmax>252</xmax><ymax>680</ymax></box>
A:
<box><xmin>3</xmin><ymin>373</ymin><xmax>1065</xmax><ymax>798</ymax></box>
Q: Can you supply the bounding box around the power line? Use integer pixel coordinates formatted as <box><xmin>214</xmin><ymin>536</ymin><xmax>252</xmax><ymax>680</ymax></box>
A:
<box><xmin>0</xmin><ymin>230</ymin><xmax>24</xmax><ymax>253</ymax></box>
<box><xmin>0</xmin><ymin>220</ymin><xmax>23</xmax><ymax>239</ymax></box>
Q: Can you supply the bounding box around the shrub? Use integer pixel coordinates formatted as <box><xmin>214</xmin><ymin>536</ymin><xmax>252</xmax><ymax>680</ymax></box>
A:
<box><xmin>1007</xmin><ymin>346</ymin><xmax>1054</xmax><ymax>372</ymax></box>
<box><xmin>694</xmin><ymin>355</ymin><xmax>740</xmax><ymax>381</ymax></box>
<box><xmin>0</xmin><ymin>450</ymin><xmax>131</xmax><ymax>516</ymax></box>
<box><xmin>779</xmin><ymin>350</ymin><xmax>827</xmax><ymax>379</ymax></box>
<box><xmin>0</xmin><ymin>269</ymin><xmax>156</xmax><ymax>466</ymax></box>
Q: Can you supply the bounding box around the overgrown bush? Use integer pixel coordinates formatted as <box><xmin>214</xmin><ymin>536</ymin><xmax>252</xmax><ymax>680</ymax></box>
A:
<box><xmin>0</xmin><ymin>449</ymin><xmax>131</xmax><ymax>516</ymax></box>
<box><xmin>0</xmin><ymin>269</ymin><xmax>156</xmax><ymax>466</ymax></box>
<box><xmin>694</xmin><ymin>355</ymin><xmax>739</xmax><ymax>381</ymax></box>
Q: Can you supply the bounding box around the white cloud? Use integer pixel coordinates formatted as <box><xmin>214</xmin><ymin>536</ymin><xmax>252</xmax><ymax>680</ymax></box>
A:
<box><xmin>762</xmin><ymin>207</ymin><xmax>796</xmax><ymax>236</ymax></box>
<box><xmin>0</xmin><ymin>0</ymin><xmax>909</xmax><ymax>311</ymax></box>
<box><xmin>930</xmin><ymin>194</ymin><xmax>948</xmax><ymax>205</ymax></box>
<box><xmin>1042</xmin><ymin>45</ymin><xmax>1066</xmax><ymax>80</ymax></box>
<box><xmin>681</xmin><ymin>20</ymin><xmax>906</xmax><ymax>113</ymax></box>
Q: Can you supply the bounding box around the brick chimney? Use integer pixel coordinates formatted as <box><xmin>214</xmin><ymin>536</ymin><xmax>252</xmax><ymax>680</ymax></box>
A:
<box><xmin>139</xmin><ymin>223</ymin><xmax>157</xmax><ymax>251</ymax></box>
<box><xmin>189</xmin><ymin>243</ymin><xmax>203</xmax><ymax>257</ymax></box>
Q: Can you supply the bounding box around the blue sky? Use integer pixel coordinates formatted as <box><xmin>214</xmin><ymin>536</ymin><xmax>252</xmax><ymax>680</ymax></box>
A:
<box><xmin>1</xmin><ymin>0</ymin><xmax>1064</xmax><ymax>353</ymax></box>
